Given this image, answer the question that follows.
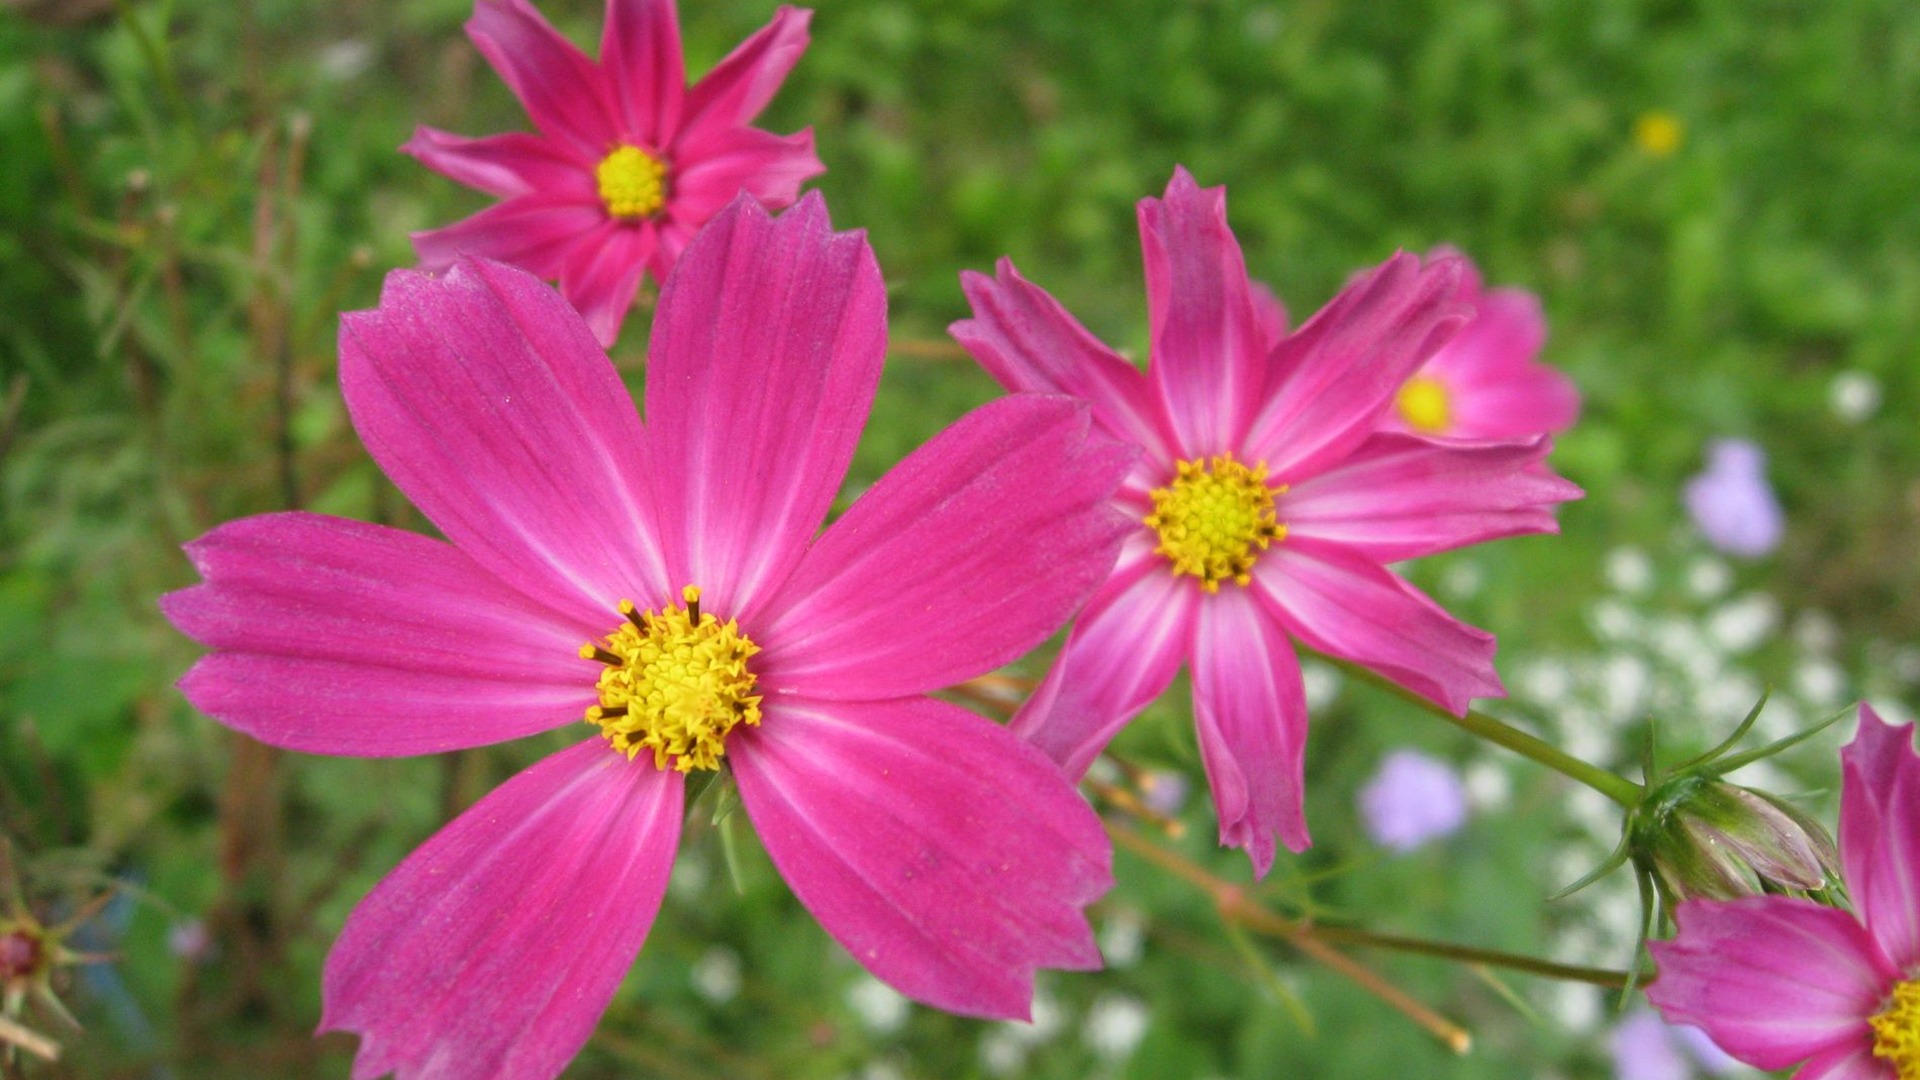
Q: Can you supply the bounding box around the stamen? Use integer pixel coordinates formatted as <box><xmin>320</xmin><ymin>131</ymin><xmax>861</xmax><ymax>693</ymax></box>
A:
<box><xmin>1872</xmin><ymin>979</ymin><xmax>1920</xmax><ymax>1080</ymax></box>
<box><xmin>1396</xmin><ymin>375</ymin><xmax>1452</xmax><ymax>434</ymax></box>
<box><xmin>578</xmin><ymin>589</ymin><xmax>761</xmax><ymax>772</ymax></box>
<box><xmin>1144</xmin><ymin>453</ymin><xmax>1284</xmax><ymax>592</ymax></box>
<box><xmin>594</xmin><ymin>145</ymin><xmax>668</xmax><ymax>220</ymax></box>
<box><xmin>579</xmin><ymin>645</ymin><xmax>622</xmax><ymax>666</ymax></box>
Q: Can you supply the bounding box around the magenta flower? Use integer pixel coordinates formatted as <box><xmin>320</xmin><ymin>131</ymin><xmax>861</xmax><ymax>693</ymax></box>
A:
<box><xmin>951</xmin><ymin>167</ymin><xmax>1581</xmax><ymax>875</ymax></box>
<box><xmin>163</xmin><ymin>195</ymin><xmax>1133</xmax><ymax>1079</ymax></box>
<box><xmin>404</xmin><ymin>0</ymin><xmax>823</xmax><ymax>346</ymax></box>
<box><xmin>1648</xmin><ymin>704</ymin><xmax>1920</xmax><ymax>1079</ymax></box>
<box><xmin>1374</xmin><ymin>250</ymin><xmax>1580</xmax><ymax>441</ymax></box>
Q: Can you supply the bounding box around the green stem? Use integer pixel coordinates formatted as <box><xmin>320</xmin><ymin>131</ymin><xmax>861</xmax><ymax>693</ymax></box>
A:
<box><xmin>1309</xmin><ymin>925</ymin><xmax>1637</xmax><ymax>989</ymax></box>
<box><xmin>1329</xmin><ymin>658</ymin><xmax>1642</xmax><ymax>809</ymax></box>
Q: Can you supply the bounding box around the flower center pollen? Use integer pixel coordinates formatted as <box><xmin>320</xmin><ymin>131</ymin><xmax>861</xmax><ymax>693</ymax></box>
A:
<box><xmin>1396</xmin><ymin>375</ymin><xmax>1452</xmax><ymax>434</ymax></box>
<box><xmin>1873</xmin><ymin>979</ymin><xmax>1920</xmax><ymax>1080</ymax></box>
<box><xmin>595</xmin><ymin>145</ymin><xmax>668</xmax><ymax>220</ymax></box>
<box><xmin>1145</xmin><ymin>454</ymin><xmax>1284</xmax><ymax>592</ymax></box>
<box><xmin>580</xmin><ymin>586</ymin><xmax>761</xmax><ymax>772</ymax></box>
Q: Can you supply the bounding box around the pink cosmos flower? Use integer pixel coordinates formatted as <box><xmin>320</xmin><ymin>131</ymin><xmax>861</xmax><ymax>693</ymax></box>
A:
<box><xmin>405</xmin><ymin>0</ymin><xmax>823</xmax><ymax>346</ymax></box>
<box><xmin>1648</xmin><ymin>703</ymin><xmax>1920</xmax><ymax>1080</ymax></box>
<box><xmin>951</xmin><ymin>167</ymin><xmax>1582</xmax><ymax>876</ymax></box>
<box><xmin>163</xmin><ymin>195</ymin><xmax>1133</xmax><ymax>1080</ymax></box>
<box><xmin>1370</xmin><ymin>250</ymin><xmax>1580</xmax><ymax>441</ymax></box>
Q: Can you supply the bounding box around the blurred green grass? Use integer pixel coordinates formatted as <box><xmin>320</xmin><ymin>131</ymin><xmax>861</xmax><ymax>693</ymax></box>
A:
<box><xmin>2</xmin><ymin>0</ymin><xmax>1918</xmax><ymax>1076</ymax></box>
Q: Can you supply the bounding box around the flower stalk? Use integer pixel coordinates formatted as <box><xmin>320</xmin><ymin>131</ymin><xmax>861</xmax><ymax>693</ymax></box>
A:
<box><xmin>1329</xmin><ymin>658</ymin><xmax>1642</xmax><ymax>808</ymax></box>
<box><xmin>1107</xmin><ymin>821</ymin><xmax>1641</xmax><ymax>1054</ymax></box>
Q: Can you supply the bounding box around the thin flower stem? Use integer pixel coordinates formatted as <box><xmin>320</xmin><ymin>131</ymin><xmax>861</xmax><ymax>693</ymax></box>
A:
<box><xmin>1108</xmin><ymin>822</ymin><xmax>1636</xmax><ymax>998</ymax></box>
<box><xmin>1307</xmin><ymin>927</ymin><xmax>1634</xmax><ymax>989</ymax></box>
<box><xmin>1085</xmin><ymin>777</ymin><xmax>1188</xmax><ymax>839</ymax></box>
<box><xmin>1107</xmin><ymin>824</ymin><xmax>1471</xmax><ymax>1053</ymax></box>
<box><xmin>1327</xmin><ymin>659</ymin><xmax>1642</xmax><ymax>809</ymax></box>
<box><xmin>1286</xmin><ymin>928</ymin><xmax>1473</xmax><ymax>1054</ymax></box>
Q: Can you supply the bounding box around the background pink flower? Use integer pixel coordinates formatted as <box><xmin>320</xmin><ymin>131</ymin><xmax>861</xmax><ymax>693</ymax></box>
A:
<box><xmin>405</xmin><ymin>0</ymin><xmax>823</xmax><ymax>345</ymax></box>
<box><xmin>951</xmin><ymin>167</ymin><xmax>1581</xmax><ymax>876</ymax></box>
<box><xmin>1648</xmin><ymin>704</ymin><xmax>1920</xmax><ymax>1079</ymax></box>
<box><xmin>164</xmin><ymin>195</ymin><xmax>1132</xmax><ymax>1080</ymax></box>
<box><xmin>1372</xmin><ymin>249</ymin><xmax>1580</xmax><ymax>441</ymax></box>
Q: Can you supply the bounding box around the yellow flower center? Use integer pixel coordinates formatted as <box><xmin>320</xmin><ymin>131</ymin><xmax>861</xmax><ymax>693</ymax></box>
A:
<box><xmin>1396</xmin><ymin>375</ymin><xmax>1452</xmax><ymax>434</ymax></box>
<box><xmin>1144</xmin><ymin>454</ymin><xmax>1285</xmax><ymax>592</ymax></box>
<box><xmin>1873</xmin><ymin>979</ymin><xmax>1920</xmax><ymax>1080</ymax></box>
<box><xmin>580</xmin><ymin>586</ymin><xmax>761</xmax><ymax>772</ymax></box>
<box><xmin>1634</xmin><ymin>111</ymin><xmax>1684</xmax><ymax>158</ymax></box>
<box><xmin>594</xmin><ymin>145</ymin><xmax>668</xmax><ymax>220</ymax></box>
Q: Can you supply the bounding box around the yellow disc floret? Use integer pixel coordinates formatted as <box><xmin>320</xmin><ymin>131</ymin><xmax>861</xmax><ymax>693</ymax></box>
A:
<box><xmin>1872</xmin><ymin>979</ymin><xmax>1920</xmax><ymax>1080</ymax></box>
<box><xmin>1145</xmin><ymin>453</ymin><xmax>1284</xmax><ymax>592</ymax></box>
<box><xmin>580</xmin><ymin>586</ymin><xmax>761</xmax><ymax>772</ymax></box>
<box><xmin>1396</xmin><ymin>375</ymin><xmax>1452</xmax><ymax>434</ymax></box>
<box><xmin>594</xmin><ymin>145</ymin><xmax>668</xmax><ymax>220</ymax></box>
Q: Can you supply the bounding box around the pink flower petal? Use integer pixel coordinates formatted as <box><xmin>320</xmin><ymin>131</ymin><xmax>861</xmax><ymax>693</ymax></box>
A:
<box><xmin>668</xmin><ymin>125</ymin><xmax>823</xmax><ymax>222</ymax></box>
<box><xmin>323</xmin><ymin>740</ymin><xmax>682</xmax><ymax>1080</ymax></box>
<box><xmin>467</xmin><ymin>0</ymin><xmax>619</xmax><ymax>159</ymax></box>
<box><xmin>1191</xmin><ymin>587</ymin><xmax>1311</xmax><ymax>875</ymax></box>
<box><xmin>1646</xmin><ymin>897</ymin><xmax>1895</xmax><ymax>1071</ymax></box>
<box><xmin>400</xmin><ymin>128</ymin><xmax>593</xmax><ymax>200</ymax></box>
<box><xmin>1138</xmin><ymin>167</ymin><xmax>1267</xmax><ymax>455</ymax></box>
<box><xmin>410</xmin><ymin>196</ymin><xmax>603</xmax><ymax>277</ymax></box>
<box><xmin>678</xmin><ymin>6</ymin><xmax>812</xmax><ymax>143</ymax></box>
<box><xmin>1414</xmin><ymin>288</ymin><xmax>1580</xmax><ymax>440</ymax></box>
<box><xmin>1244</xmin><ymin>252</ymin><xmax>1469</xmax><ymax>482</ymax></box>
<box><xmin>643</xmin><ymin>193</ymin><xmax>885</xmax><ymax>620</ymax></box>
<box><xmin>558</xmin><ymin>220</ymin><xmax>657</xmax><ymax>347</ymax></box>
<box><xmin>1411</xmin><ymin>288</ymin><xmax>1543</xmax><ymax>389</ymax></box>
<box><xmin>339</xmin><ymin>258</ymin><xmax>672</xmax><ymax>626</ymax></box>
<box><xmin>162</xmin><ymin>512</ymin><xmax>594</xmax><ymax>756</ymax></box>
<box><xmin>600</xmin><ymin>0</ymin><xmax>683</xmax><ymax>148</ymax></box>
<box><xmin>1281</xmin><ymin>432</ymin><xmax>1581</xmax><ymax>562</ymax></box>
<box><xmin>1843</xmin><ymin>699</ymin><xmax>1904</xmax><ymax>807</ymax></box>
<box><xmin>731</xmin><ymin>696</ymin><xmax>1110</xmax><ymax>1020</ymax></box>
<box><xmin>1250</xmin><ymin>278</ymin><xmax>1289</xmax><ymax>351</ymax></box>
<box><xmin>1795</xmin><ymin>1041</ymin><xmax>1888</xmax><ymax>1080</ymax></box>
<box><xmin>755</xmin><ymin>395</ymin><xmax>1132</xmax><ymax>700</ymax></box>
<box><xmin>951</xmin><ymin>258</ymin><xmax>1176</xmax><ymax>463</ymax></box>
<box><xmin>1011</xmin><ymin>538</ymin><xmax>1200</xmax><ymax>777</ymax></box>
<box><xmin>1255</xmin><ymin>537</ymin><xmax>1500</xmax><ymax>715</ymax></box>
<box><xmin>1841</xmin><ymin>706</ymin><xmax>1920</xmax><ymax>969</ymax></box>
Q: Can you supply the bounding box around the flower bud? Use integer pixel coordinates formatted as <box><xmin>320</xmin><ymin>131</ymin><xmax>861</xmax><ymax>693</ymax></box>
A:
<box><xmin>1631</xmin><ymin>773</ymin><xmax>1840</xmax><ymax>905</ymax></box>
<box><xmin>0</xmin><ymin>926</ymin><xmax>44</xmax><ymax>985</ymax></box>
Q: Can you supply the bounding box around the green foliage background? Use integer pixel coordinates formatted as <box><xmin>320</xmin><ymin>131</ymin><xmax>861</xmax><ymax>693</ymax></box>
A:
<box><xmin>2</xmin><ymin>0</ymin><xmax>1917</xmax><ymax>1076</ymax></box>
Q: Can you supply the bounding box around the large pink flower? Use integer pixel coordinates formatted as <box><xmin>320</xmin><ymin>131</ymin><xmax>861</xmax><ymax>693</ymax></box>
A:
<box><xmin>1374</xmin><ymin>250</ymin><xmax>1580</xmax><ymax>441</ymax></box>
<box><xmin>1649</xmin><ymin>704</ymin><xmax>1920</xmax><ymax>1080</ymax></box>
<box><xmin>951</xmin><ymin>167</ymin><xmax>1581</xmax><ymax>876</ymax></box>
<box><xmin>163</xmin><ymin>195</ymin><xmax>1133</xmax><ymax>1080</ymax></box>
<box><xmin>405</xmin><ymin>0</ymin><xmax>823</xmax><ymax>346</ymax></box>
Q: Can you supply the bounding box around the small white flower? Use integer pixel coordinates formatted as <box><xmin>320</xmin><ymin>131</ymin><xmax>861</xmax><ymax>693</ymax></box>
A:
<box><xmin>1829</xmin><ymin>370</ymin><xmax>1881</xmax><ymax>423</ymax></box>
<box><xmin>1605</xmin><ymin>547</ymin><xmax>1655</xmax><ymax>595</ymax></box>
<box><xmin>846</xmin><ymin>975</ymin><xmax>911</xmax><ymax>1036</ymax></box>
<box><xmin>690</xmin><ymin>946</ymin><xmax>741</xmax><ymax>1004</ymax></box>
<box><xmin>1082</xmin><ymin>994</ymin><xmax>1150</xmax><ymax>1061</ymax></box>
<box><xmin>1686</xmin><ymin>556</ymin><xmax>1732</xmax><ymax>601</ymax></box>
